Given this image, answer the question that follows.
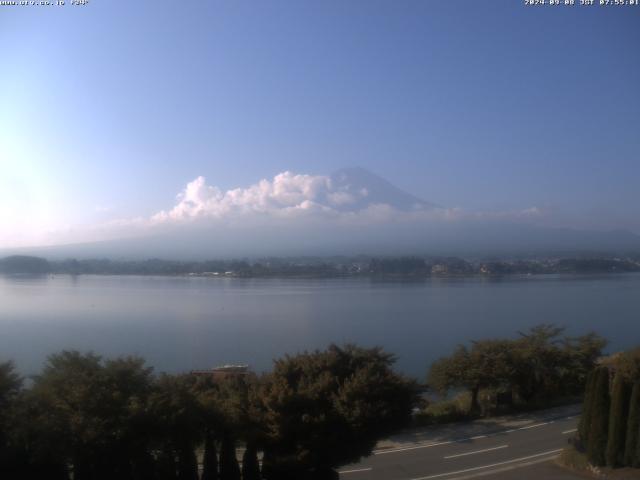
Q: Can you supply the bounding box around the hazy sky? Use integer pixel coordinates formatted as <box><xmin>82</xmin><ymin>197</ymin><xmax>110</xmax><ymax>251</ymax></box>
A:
<box><xmin>1</xmin><ymin>0</ymin><xmax>639</xmax><ymax>248</ymax></box>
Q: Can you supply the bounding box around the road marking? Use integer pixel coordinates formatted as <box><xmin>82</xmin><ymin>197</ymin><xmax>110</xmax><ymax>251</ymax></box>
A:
<box><xmin>518</xmin><ymin>421</ymin><xmax>552</xmax><ymax>430</ymax></box>
<box><xmin>442</xmin><ymin>455</ymin><xmax>560</xmax><ymax>480</ymax></box>
<box><xmin>375</xmin><ymin>440</ymin><xmax>455</xmax><ymax>455</ymax></box>
<box><xmin>338</xmin><ymin>467</ymin><xmax>372</xmax><ymax>474</ymax></box>
<box><xmin>444</xmin><ymin>444</ymin><xmax>508</xmax><ymax>459</ymax></box>
<box><xmin>410</xmin><ymin>449</ymin><xmax>563</xmax><ymax>480</ymax></box>
<box><xmin>374</xmin><ymin>418</ymin><xmax>569</xmax><ymax>456</ymax></box>
<box><xmin>562</xmin><ymin>428</ymin><xmax>577</xmax><ymax>434</ymax></box>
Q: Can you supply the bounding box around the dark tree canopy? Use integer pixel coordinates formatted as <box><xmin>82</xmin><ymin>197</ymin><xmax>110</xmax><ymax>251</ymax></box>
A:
<box><xmin>260</xmin><ymin>344</ymin><xmax>418</xmax><ymax>477</ymax></box>
<box><xmin>428</xmin><ymin>325</ymin><xmax>606</xmax><ymax>414</ymax></box>
<box><xmin>0</xmin><ymin>255</ymin><xmax>50</xmax><ymax>274</ymax></box>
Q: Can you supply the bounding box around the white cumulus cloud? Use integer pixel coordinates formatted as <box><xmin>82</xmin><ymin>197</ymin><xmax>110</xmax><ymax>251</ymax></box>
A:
<box><xmin>150</xmin><ymin>171</ymin><xmax>370</xmax><ymax>223</ymax></box>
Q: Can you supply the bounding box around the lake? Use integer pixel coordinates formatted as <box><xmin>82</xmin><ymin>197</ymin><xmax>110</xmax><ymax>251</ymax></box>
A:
<box><xmin>1</xmin><ymin>273</ymin><xmax>639</xmax><ymax>378</ymax></box>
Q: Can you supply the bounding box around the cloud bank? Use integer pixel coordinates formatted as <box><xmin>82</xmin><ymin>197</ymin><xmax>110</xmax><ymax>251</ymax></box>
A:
<box><xmin>11</xmin><ymin>169</ymin><xmax>564</xmax><ymax>254</ymax></box>
<box><xmin>151</xmin><ymin>172</ymin><xmax>353</xmax><ymax>222</ymax></box>
<box><xmin>146</xmin><ymin>171</ymin><xmax>543</xmax><ymax>227</ymax></box>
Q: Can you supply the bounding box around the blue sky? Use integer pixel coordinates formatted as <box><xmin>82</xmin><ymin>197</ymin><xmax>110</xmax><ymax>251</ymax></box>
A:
<box><xmin>1</xmin><ymin>0</ymin><xmax>639</xmax><ymax>247</ymax></box>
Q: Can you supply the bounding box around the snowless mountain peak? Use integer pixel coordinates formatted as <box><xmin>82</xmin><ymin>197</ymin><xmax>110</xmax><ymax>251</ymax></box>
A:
<box><xmin>329</xmin><ymin>166</ymin><xmax>438</xmax><ymax>212</ymax></box>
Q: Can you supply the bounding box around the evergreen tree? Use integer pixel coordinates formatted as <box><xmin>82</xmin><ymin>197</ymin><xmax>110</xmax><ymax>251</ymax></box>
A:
<box><xmin>241</xmin><ymin>443</ymin><xmax>261</xmax><ymax>480</ymax></box>
<box><xmin>156</xmin><ymin>448</ymin><xmax>178</xmax><ymax>480</ymax></box>
<box><xmin>587</xmin><ymin>367</ymin><xmax>610</xmax><ymax>466</ymax></box>
<box><xmin>578</xmin><ymin>369</ymin><xmax>597</xmax><ymax>445</ymax></box>
<box><xmin>177</xmin><ymin>446</ymin><xmax>199</xmax><ymax>480</ymax></box>
<box><xmin>636</xmin><ymin>420</ymin><xmax>640</xmax><ymax>469</ymax></box>
<box><xmin>131</xmin><ymin>451</ymin><xmax>156</xmax><ymax>480</ymax></box>
<box><xmin>219</xmin><ymin>434</ymin><xmax>241</xmax><ymax>480</ymax></box>
<box><xmin>606</xmin><ymin>374</ymin><xmax>631</xmax><ymax>467</ymax></box>
<box><xmin>262</xmin><ymin>344</ymin><xmax>417</xmax><ymax>477</ymax></box>
<box><xmin>201</xmin><ymin>433</ymin><xmax>219</xmax><ymax>480</ymax></box>
<box><xmin>624</xmin><ymin>382</ymin><xmax>640</xmax><ymax>467</ymax></box>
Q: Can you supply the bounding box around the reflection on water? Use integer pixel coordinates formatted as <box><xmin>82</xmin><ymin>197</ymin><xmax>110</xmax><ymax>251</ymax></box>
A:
<box><xmin>1</xmin><ymin>273</ymin><xmax>639</xmax><ymax>378</ymax></box>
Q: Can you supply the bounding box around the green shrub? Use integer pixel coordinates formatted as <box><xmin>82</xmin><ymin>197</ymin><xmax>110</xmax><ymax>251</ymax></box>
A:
<box><xmin>624</xmin><ymin>382</ymin><xmax>640</xmax><ymax>467</ymax></box>
<box><xmin>587</xmin><ymin>367</ymin><xmax>610</xmax><ymax>466</ymax></box>
<box><xmin>413</xmin><ymin>392</ymin><xmax>472</xmax><ymax>426</ymax></box>
<box><xmin>578</xmin><ymin>370</ymin><xmax>597</xmax><ymax>443</ymax></box>
<box><xmin>606</xmin><ymin>374</ymin><xmax>631</xmax><ymax>467</ymax></box>
<box><xmin>559</xmin><ymin>445</ymin><xmax>590</xmax><ymax>470</ymax></box>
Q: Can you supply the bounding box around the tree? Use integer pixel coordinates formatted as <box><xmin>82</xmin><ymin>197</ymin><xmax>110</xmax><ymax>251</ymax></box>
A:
<box><xmin>260</xmin><ymin>344</ymin><xmax>418</xmax><ymax>479</ymax></box>
<box><xmin>148</xmin><ymin>374</ymin><xmax>204</xmax><ymax>480</ymax></box>
<box><xmin>624</xmin><ymin>382</ymin><xmax>640</xmax><ymax>467</ymax></box>
<box><xmin>197</xmin><ymin>372</ymin><xmax>266</xmax><ymax>480</ymax></box>
<box><xmin>156</xmin><ymin>448</ymin><xmax>178</xmax><ymax>480</ymax></box>
<box><xmin>0</xmin><ymin>361</ymin><xmax>25</xmax><ymax>479</ymax></box>
<box><xmin>606</xmin><ymin>374</ymin><xmax>631</xmax><ymax>467</ymax></box>
<box><xmin>429</xmin><ymin>340</ymin><xmax>515</xmax><ymax>414</ymax></box>
<box><xmin>587</xmin><ymin>367</ymin><xmax>610</xmax><ymax>466</ymax></box>
<box><xmin>177</xmin><ymin>446</ymin><xmax>199</xmax><ymax>480</ymax></box>
<box><xmin>0</xmin><ymin>255</ymin><xmax>50</xmax><ymax>274</ymax></box>
<box><xmin>201</xmin><ymin>433</ymin><xmax>219</xmax><ymax>480</ymax></box>
<box><xmin>219</xmin><ymin>434</ymin><xmax>241</xmax><ymax>480</ymax></box>
<box><xmin>608</xmin><ymin>348</ymin><xmax>640</xmax><ymax>382</ymax></box>
<box><xmin>241</xmin><ymin>443</ymin><xmax>261</xmax><ymax>480</ymax></box>
<box><xmin>560</xmin><ymin>332</ymin><xmax>607</xmax><ymax>395</ymax></box>
<box><xmin>29</xmin><ymin>351</ymin><xmax>107</xmax><ymax>479</ymax></box>
<box><xmin>26</xmin><ymin>352</ymin><xmax>156</xmax><ymax>480</ymax></box>
<box><xmin>578</xmin><ymin>369</ymin><xmax>597</xmax><ymax>445</ymax></box>
<box><xmin>511</xmin><ymin>325</ymin><xmax>567</xmax><ymax>402</ymax></box>
<box><xmin>429</xmin><ymin>325</ymin><xmax>606</xmax><ymax>414</ymax></box>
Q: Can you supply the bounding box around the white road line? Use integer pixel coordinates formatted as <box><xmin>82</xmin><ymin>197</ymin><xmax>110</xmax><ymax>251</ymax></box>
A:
<box><xmin>410</xmin><ymin>449</ymin><xmax>563</xmax><ymax>480</ymax></box>
<box><xmin>444</xmin><ymin>445</ymin><xmax>508</xmax><ymax>459</ymax></box>
<box><xmin>338</xmin><ymin>467</ymin><xmax>373</xmax><ymax>474</ymax></box>
<box><xmin>518</xmin><ymin>421</ymin><xmax>552</xmax><ymax>430</ymax></box>
<box><xmin>442</xmin><ymin>455</ymin><xmax>559</xmax><ymax>480</ymax></box>
<box><xmin>562</xmin><ymin>428</ymin><xmax>577</xmax><ymax>434</ymax></box>
<box><xmin>375</xmin><ymin>440</ymin><xmax>455</xmax><ymax>455</ymax></box>
<box><xmin>373</xmin><ymin>417</ymin><xmax>569</xmax><ymax>456</ymax></box>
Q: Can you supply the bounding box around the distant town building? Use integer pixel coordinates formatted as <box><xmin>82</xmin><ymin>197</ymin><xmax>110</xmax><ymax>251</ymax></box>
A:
<box><xmin>190</xmin><ymin>364</ymin><xmax>249</xmax><ymax>381</ymax></box>
<box><xmin>431</xmin><ymin>264</ymin><xmax>447</xmax><ymax>275</ymax></box>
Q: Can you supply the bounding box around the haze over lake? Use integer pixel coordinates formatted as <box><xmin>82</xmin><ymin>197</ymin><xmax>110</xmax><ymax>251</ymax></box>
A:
<box><xmin>1</xmin><ymin>273</ymin><xmax>638</xmax><ymax>378</ymax></box>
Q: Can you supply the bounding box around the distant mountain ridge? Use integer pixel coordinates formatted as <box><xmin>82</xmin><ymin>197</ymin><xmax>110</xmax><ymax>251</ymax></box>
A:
<box><xmin>328</xmin><ymin>167</ymin><xmax>439</xmax><ymax>211</ymax></box>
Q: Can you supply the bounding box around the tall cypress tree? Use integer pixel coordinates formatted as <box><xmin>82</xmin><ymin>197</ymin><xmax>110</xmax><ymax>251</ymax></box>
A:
<box><xmin>606</xmin><ymin>374</ymin><xmax>631</xmax><ymax>467</ymax></box>
<box><xmin>636</xmin><ymin>419</ymin><xmax>640</xmax><ymax>468</ymax></box>
<box><xmin>587</xmin><ymin>367</ymin><xmax>610</xmax><ymax>466</ymax></box>
<box><xmin>219</xmin><ymin>434</ymin><xmax>241</xmax><ymax>480</ymax></box>
<box><xmin>156</xmin><ymin>449</ymin><xmax>178</xmax><ymax>480</ymax></box>
<box><xmin>177</xmin><ymin>446</ymin><xmax>199</xmax><ymax>480</ymax></box>
<box><xmin>624</xmin><ymin>382</ymin><xmax>640</xmax><ymax>467</ymax></box>
<box><xmin>579</xmin><ymin>369</ymin><xmax>597</xmax><ymax>446</ymax></box>
<box><xmin>241</xmin><ymin>442</ymin><xmax>261</xmax><ymax>480</ymax></box>
<box><xmin>201</xmin><ymin>433</ymin><xmax>219</xmax><ymax>480</ymax></box>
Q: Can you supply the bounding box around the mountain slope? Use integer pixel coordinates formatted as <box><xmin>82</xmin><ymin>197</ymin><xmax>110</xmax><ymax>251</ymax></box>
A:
<box><xmin>329</xmin><ymin>167</ymin><xmax>439</xmax><ymax>211</ymax></box>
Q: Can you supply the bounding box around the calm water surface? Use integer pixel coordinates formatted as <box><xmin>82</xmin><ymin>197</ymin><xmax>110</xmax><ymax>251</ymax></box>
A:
<box><xmin>1</xmin><ymin>274</ymin><xmax>639</xmax><ymax>378</ymax></box>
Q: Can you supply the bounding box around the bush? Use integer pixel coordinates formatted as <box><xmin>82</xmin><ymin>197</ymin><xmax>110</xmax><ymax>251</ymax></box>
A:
<box><xmin>559</xmin><ymin>445</ymin><xmax>590</xmax><ymax>471</ymax></box>
<box><xmin>413</xmin><ymin>393</ymin><xmax>472</xmax><ymax>426</ymax></box>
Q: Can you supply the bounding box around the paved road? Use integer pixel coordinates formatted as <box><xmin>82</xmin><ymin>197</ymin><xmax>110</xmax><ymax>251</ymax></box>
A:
<box><xmin>339</xmin><ymin>407</ymin><xmax>580</xmax><ymax>480</ymax></box>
